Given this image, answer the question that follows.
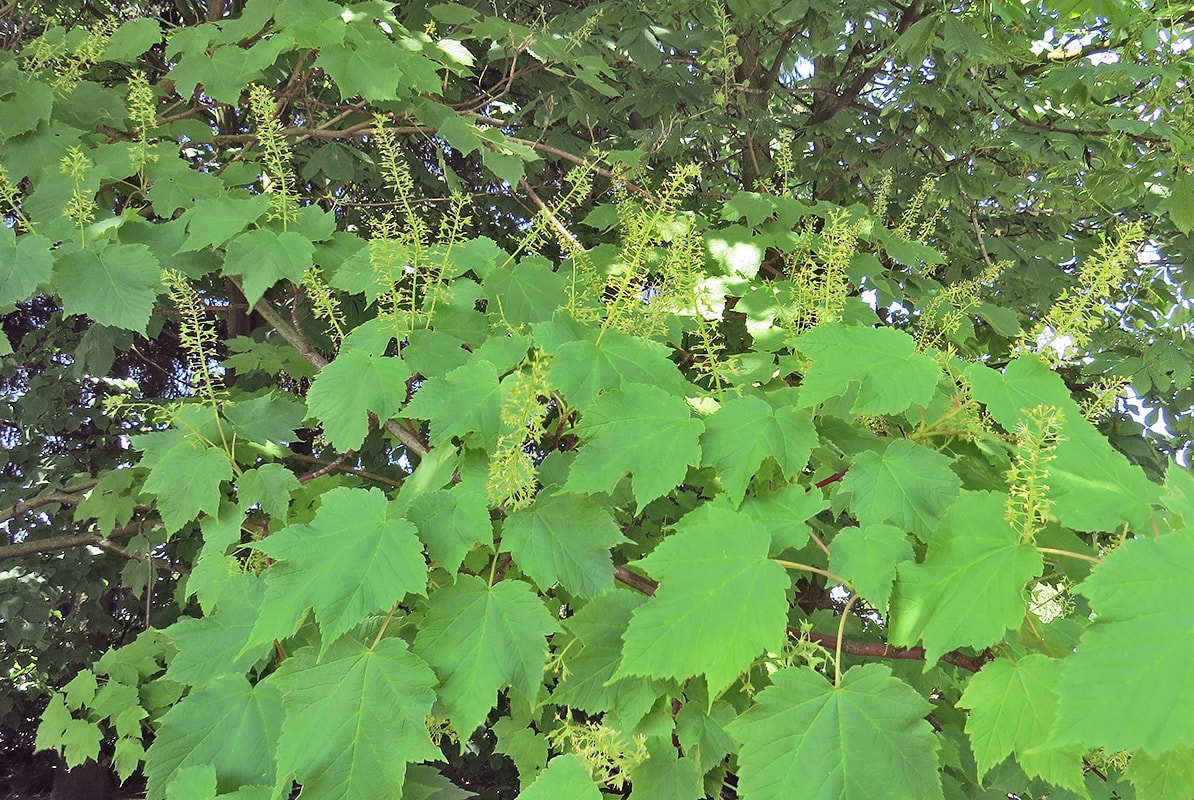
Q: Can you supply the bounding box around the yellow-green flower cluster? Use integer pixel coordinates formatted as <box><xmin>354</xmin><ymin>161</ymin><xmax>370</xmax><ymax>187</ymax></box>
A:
<box><xmin>248</xmin><ymin>84</ymin><xmax>300</xmax><ymax>226</ymax></box>
<box><xmin>1005</xmin><ymin>404</ymin><xmax>1064</xmax><ymax>541</ymax></box>
<box><xmin>127</xmin><ymin>71</ymin><xmax>159</xmax><ymax>172</ymax></box>
<box><xmin>546</xmin><ymin>719</ymin><xmax>648</xmax><ymax>790</ymax></box>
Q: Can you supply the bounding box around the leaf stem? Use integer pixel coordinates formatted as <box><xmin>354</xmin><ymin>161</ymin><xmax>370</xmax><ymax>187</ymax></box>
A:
<box><xmin>834</xmin><ymin>594</ymin><xmax>861</xmax><ymax>688</ymax></box>
<box><xmin>371</xmin><ymin>600</ymin><xmax>401</xmax><ymax>649</ymax></box>
<box><xmin>773</xmin><ymin>560</ymin><xmax>850</xmax><ymax>587</ymax></box>
<box><xmin>1036</xmin><ymin>546</ymin><xmax>1103</xmax><ymax>565</ymax></box>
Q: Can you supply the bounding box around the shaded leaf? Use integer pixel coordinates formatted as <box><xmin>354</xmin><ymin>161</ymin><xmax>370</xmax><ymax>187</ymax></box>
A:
<box><xmin>413</xmin><ymin>576</ymin><xmax>557</xmax><ymax>736</ymax></box>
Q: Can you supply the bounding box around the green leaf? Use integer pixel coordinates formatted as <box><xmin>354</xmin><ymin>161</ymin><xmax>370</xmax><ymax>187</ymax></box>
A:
<box><xmin>727</xmin><ymin>665</ymin><xmax>942</xmax><ymax>800</ymax></box>
<box><xmin>483</xmin><ymin>257</ymin><xmax>569</xmax><ymax>327</ymax></box>
<box><xmin>170</xmin><ymin>36</ymin><xmax>292</xmax><ymax>104</ymax></box>
<box><xmin>222</xmin><ymin>394</ymin><xmax>306</xmax><ymax>445</ymax></box>
<box><xmin>134</xmin><ymin>429</ymin><xmax>233</xmax><ymax>533</ymax></box>
<box><xmin>889</xmin><ymin>491</ymin><xmax>1043</xmax><ymax>664</ymax></box>
<box><xmin>699</xmin><ymin>395</ymin><xmax>817</xmax><ymax>506</ymax></box>
<box><xmin>721</xmin><ymin>191</ymin><xmax>778</xmax><ymax>226</ymax></box>
<box><xmin>550</xmin><ymin>590</ymin><xmax>661</xmax><ymax>724</ymax></box>
<box><xmin>248</xmin><ymin>487</ymin><xmax>425</xmax><ymax>656</ymax></box>
<box><xmin>162</xmin><ymin>765</ymin><xmax>216</xmax><ymax>800</ymax></box>
<box><xmin>795</xmin><ymin>323</ymin><xmax>941</xmax><ymax>415</ymax></box>
<box><xmin>177</xmin><ymin>195</ymin><xmax>270</xmax><ymax>252</ymax></box>
<box><xmin>316</xmin><ymin>28</ymin><xmax>409</xmax><ymax>102</ymax></box>
<box><xmin>829</xmin><ymin>524</ymin><xmax>914</xmax><ymax>610</ymax></box>
<box><xmin>406</xmin><ymin>485</ymin><xmax>492</xmax><ymax>573</ymax></box>
<box><xmin>163</xmin><ymin>574</ymin><xmax>272</xmax><ymax>686</ymax></box>
<box><xmin>705</xmin><ymin>225</ymin><xmax>766</xmax><ymax>278</ymax></box>
<box><xmin>270</xmin><ymin>638</ymin><xmax>440</xmax><ymax>799</ymax></box>
<box><xmin>144</xmin><ymin>676</ymin><xmax>284</xmax><ymax>800</ymax></box>
<box><xmin>413</xmin><ymin>576</ymin><xmax>558</xmax><ymax>736</ymax></box>
<box><xmin>838</xmin><ymin>439</ymin><xmax>961</xmax><ymax>541</ymax></box>
<box><xmin>563</xmin><ymin>383</ymin><xmax>704</xmax><ymax>510</ymax></box>
<box><xmin>615</xmin><ymin>505</ymin><xmax>788</xmax><ymax>696</ymax></box>
<box><xmin>1053</xmin><ymin>528</ymin><xmax>1194</xmax><ymax>753</ymax></box>
<box><xmin>403</xmin><ymin>360</ymin><xmax>503</xmax><ymax>449</ymax></box>
<box><xmin>144</xmin><ymin>153</ymin><xmax>225</xmax><ymax>218</ymax></box>
<box><xmin>36</xmin><ymin>694</ymin><xmax>87</xmax><ymax>761</ymax></box>
<box><xmin>628</xmin><ymin>753</ymin><xmax>704</xmax><ymax>800</ymax></box>
<box><xmin>740</xmin><ymin>483</ymin><xmax>829</xmax><ymax>553</ymax></box>
<box><xmin>235</xmin><ymin>464</ymin><xmax>298</xmax><ymax>520</ymax></box>
<box><xmin>0</xmin><ymin>229</ymin><xmax>53</xmax><ymax>305</ymax></box>
<box><xmin>1126</xmin><ymin>746</ymin><xmax>1194</xmax><ymax>800</ymax></box>
<box><xmin>502</xmin><ymin>489</ymin><xmax>627</xmax><ymax>598</ymax></box>
<box><xmin>515</xmin><ymin>754</ymin><xmax>602</xmax><ymax>800</ymax></box>
<box><xmin>1166</xmin><ymin>172</ymin><xmax>1194</xmax><ymax>235</ymax></box>
<box><xmin>306</xmin><ymin>349</ymin><xmax>411</xmax><ymax>452</ymax></box>
<box><xmin>54</xmin><ymin>243</ymin><xmax>162</xmax><ymax>334</ymax></box>
<box><xmin>222</xmin><ymin>229</ymin><xmax>315</xmax><ymax>306</ymax></box>
<box><xmin>968</xmin><ymin>356</ymin><xmax>1159</xmax><ymax>532</ymax></box>
<box><xmin>0</xmin><ymin>71</ymin><xmax>53</xmax><ymax>141</ymax></box>
<box><xmin>545</xmin><ymin>328</ymin><xmax>690</xmax><ymax>411</ymax></box>
<box><xmin>957</xmin><ymin>655</ymin><xmax>1084</xmax><ymax>788</ymax></box>
<box><xmin>103</xmin><ymin>18</ymin><xmax>162</xmax><ymax>61</ymax></box>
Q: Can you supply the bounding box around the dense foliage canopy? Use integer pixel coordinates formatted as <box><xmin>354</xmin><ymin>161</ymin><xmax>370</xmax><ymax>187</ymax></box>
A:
<box><xmin>2</xmin><ymin>0</ymin><xmax>1193</xmax><ymax>797</ymax></box>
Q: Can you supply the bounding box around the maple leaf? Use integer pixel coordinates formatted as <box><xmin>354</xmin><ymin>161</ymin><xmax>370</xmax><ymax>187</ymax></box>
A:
<box><xmin>306</xmin><ymin>348</ymin><xmax>410</xmax><ymax>452</ymax></box>
<box><xmin>54</xmin><ymin>242</ymin><xmax>162</xmax><ymax>334</ymax></box>
<box><xmin>828</xmin><ymin>524</ymin><xmax>914</xmax><ymax>610</ymax></box>
<box><xmin>222</xmin><ymin>228</ymin><xmax>315</xmax><ymax>306</ymax></box>
<box><xmin>614</xmin><ymin>505</ymin><xmax>789</xmax><ymax>696</ymax></box>
<box><xmin>134</xmin><ymin>428</ymin><xmax>233</xmax><ymax>533</ymax></box>
<box><xmin>740</xmin><ymin>483</ymin><xmax>829</xmax><ymax>553</ymax></box>
<box><xmin>144</xmin><ymin>676</ymin><xmax>284</xmax><ymax>800</ymax></box>
<box><xmin>406</xmin><ymin>485</ymin><xmax>492</xmax><ymax>573</ymax></box>
<box><xmin>516</xmin><ymin>754</ymin><xmax>603</xmax><ymax>800</ymax></box>
<box><xmin>551</xmin><ymin>589</ymin><xmax>663</xmax><ymax>726</ymax></box>
<box><xmin>412</xmin><ymin>576</ymin><xmax>558</xmax><ymax>736</ymax></box>
<box><xmin>838</xmin><ymin>439</ymin><xmax>961</xmax><ymax>541</ymax></box>
<box><xmin>795</xmin><ymin>323</ymin><xmax>941</xmax><ymax>415</ymax></box>
<box><xmin>542</xmin><ymin>326</ymin><xmax>691</xmax><ymax>411</ymax></box>
<box><xmin>403</xmin><ymin>360</ymin><xmax>504</xmax><ymax>449</ymax></box>
<box><xmin>957</xmin><ymin>654</ymin><xmax>1085</xmax><ymax>791</ymax></box>
<box><xmin>699</xmin><ymin>394</ymin><xmax>817</xmax><ymax>506</ymax></box>
<box><xmin>247</xmin><ymin>487</ymin><xmax>427</xmax><ymax>658</ymax></box>
<box><xmin>1053</xmin><ymin>528</ymin><xmax>1194</xmax><ymax>753</ymax></box>
<box><xmin>1126</xmin><ymin>747</ymin><xmax>1194</xmax><ymax>800</ymax></box>
<box><xmin>888</xmin><ymin>491</ymin><xmax>1043</xmax><ymax>664</ymax></box>
<box><xmin>269</xmin><ymin>638</ymin><xmax>440</xmax><ymax>800</ymax></box>
<box><xmin>483</xmin><ymin>256</ymin><xmax>569</xmax><ymax>327</ymax></box>
<box><xmin>234</xmin><ymin>464</ymin><xmax>299</xmax><ymax>521</ymax></box>
<box><xmin>163</xmin><ymin>574</ymin><xmax>272</xmax><ymax>686</ymax></box>
<box><xmin>177</xmin><ymin>195</ymin><xmax>269</xmax><ymax>252</ymax></box>
<box><xmin>727</xmin><ymin>664</ymin><xmax>942</xmax><ymax>800</ymax></box>
<box><xmin>562</xmin><ymin>383</ymin><xmax>704</xmax><ymax>510</ymax></box>
<box><xmin>0</xmin><ymin>228</ymin><xmax>52</xmax><ymax>305</ymax></box>
<box><xmin>502</xmin><ymin>489</ymin><xmax>627</xmax><ymax>598</ymax></box>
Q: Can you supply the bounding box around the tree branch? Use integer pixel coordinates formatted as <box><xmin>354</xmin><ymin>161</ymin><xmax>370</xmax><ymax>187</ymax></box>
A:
<box><xmin>0</xmin><ymin>518</ymin><xmax>158</xmax><ymax>562</ymax></box>
<box><xmin>0</xmin><ymin>478</ymin><xmax>101</xmax><ymax>525</ymax></box>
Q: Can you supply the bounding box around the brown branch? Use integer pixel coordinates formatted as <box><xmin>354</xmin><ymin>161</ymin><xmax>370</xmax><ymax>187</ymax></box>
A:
<box><xmin>0</xmin><ymin>518</ymin><xmax>159</xmax><ymax>562</ymax></box>
<box><xmin>612</xmin><ymin>563</ymin><xmax>989</xmax><ymax>672</ymax></box>
<box><xmin>806</xmin><ymin>0</ymin><xmax>926</xmax><ymax>126</ymax></box>
<box><xmin>0</xmin><ymin>478</ymin><xmax>101</xmax><ymax>525</ymax></box>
